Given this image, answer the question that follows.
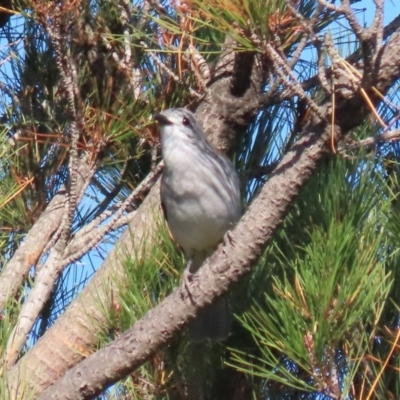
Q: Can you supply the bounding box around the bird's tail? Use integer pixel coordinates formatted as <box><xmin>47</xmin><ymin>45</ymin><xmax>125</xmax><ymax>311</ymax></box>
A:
<box><xmin>189</xmin><ymin>295</ymin><xmax>231</xmax><ymax>343</ymax></box>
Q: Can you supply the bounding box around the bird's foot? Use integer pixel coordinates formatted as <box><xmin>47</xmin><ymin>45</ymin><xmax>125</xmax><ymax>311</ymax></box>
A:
<box><xmin>223</xmin><ymin>230</ymin><xmax>235</xmax><ymax>247</ymax></box>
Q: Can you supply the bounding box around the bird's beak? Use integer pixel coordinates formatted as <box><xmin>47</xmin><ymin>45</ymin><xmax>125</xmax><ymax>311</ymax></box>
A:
<box><xmin>154</xmin><ymin>113</ymin><xmax>172</xmax><ymax>125</ymax></box>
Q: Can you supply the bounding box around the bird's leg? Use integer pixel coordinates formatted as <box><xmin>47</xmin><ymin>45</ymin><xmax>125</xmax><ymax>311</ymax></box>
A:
<box><xmin>182</xmin><ymin>260</ymin><xmax>196</xmax><ymax>304</ymax></box>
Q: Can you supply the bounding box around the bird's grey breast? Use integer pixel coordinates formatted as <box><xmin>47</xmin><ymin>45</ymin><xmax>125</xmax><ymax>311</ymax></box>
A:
<box><xmin>161</xmin><ymin>149</ymin><xmax>240</xmax><ymax>252</ymax></box>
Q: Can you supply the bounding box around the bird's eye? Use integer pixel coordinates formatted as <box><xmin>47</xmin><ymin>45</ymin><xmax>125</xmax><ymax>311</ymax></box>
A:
<box><xmin>182</xmin><ymin>117</ymin><xmax>191</xmax><ymax>126</ymax></box>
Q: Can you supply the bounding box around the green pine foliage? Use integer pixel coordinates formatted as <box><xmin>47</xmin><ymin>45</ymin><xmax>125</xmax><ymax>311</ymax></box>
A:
<box><xmin>230</xmin><ymin>157</ymin><xmax>397</xmax><ymax>398</ymax></box>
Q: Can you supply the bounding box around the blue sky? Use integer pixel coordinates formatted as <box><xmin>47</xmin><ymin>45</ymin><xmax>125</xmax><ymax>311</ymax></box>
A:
<box><xmin>357</xmin><ymin>0</ymin><xmax>396</xmax><ymax>25</ymax></box>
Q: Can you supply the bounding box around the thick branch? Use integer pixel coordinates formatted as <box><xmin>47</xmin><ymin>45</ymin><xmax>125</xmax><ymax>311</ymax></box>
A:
<box><xmin>38</xmin><ymin>114</ymin><xmax>333</xmax><ymax>399</ymax></box>
<box><xmin>36</xmin><ymin>29</ymin><xmax>400</xmax><ymax>400</ymax></box>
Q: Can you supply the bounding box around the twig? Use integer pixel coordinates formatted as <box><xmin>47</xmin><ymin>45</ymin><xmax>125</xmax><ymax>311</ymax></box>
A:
<box><xmin>41</xmin><ymin>155</ymin><xmax>95</xmax><ymax>259</ymax></box>
<box><xmin>369</xmin><ymin>0</ymin><xmax>384</xmax><ymax>54</ymax></box>
<box><xmin>5</xmin><ymin>161</ymin><xmax>163</xmax><ymax>366</ymax></box>
<box><xmin>317</xmin><ymin>0</ymin><xmax>367</xmax><ymax>42</ymax></box>
<box><xmin>299</xmin><ymin>13</ymin><xmax>400</xmax><ymax>95</ymax></box>
<box><xmin>0</xmin><ymin>80</ymin><xmax>20</xmax><ymax>106</ymax></box>
<box><xmin>316</xmin><ymin>40</ymin><xmax>331</xmax><ymax>95</ymax></box>
<box><xmin>265</xmin><ymin>42</ymin><xmax>325</xmax><ymax>121</ymax></box>
<box><xmin>188</xmin><ymin>44</ymin><xmax>211</xmax><ymax>88</ymax></box>
<box><xmin>5</xmin><ymin>250</ymin><xmax>65</xmax><ymax>367</ymax></box>
<box><xmin>118</xmin><ymin>0</ymin><xmax>146</xmax><ymax>96</ymax></box>
<box><xmin>136</xmin><ymin>0</ymin><xmax>152</xmax><ymax>31</ymax></box>
<box><xmin>141</xmin><ymin>41</ymin><xmax>202</xmax><ymax>99</ymax></box>
<box><xmin>63</xmin><ymin>161</ymin><xmax>163</xmax><ymax>264</ymax></box>
<box><xmin>340</xmin><ymin>129</ymin><xmax>400</xmax><ymax>152</ymax></box>
<box><xmin>48</xmin><ymin>8</ymin><xmax>85</xmax><ymax>251</ymax></box>
<box><xmin>0</xmin><ymin>159</ymin><xmax>92</xmax><ymax>315</ymax></box>
<box><xmin>283</xmin><ymin>0</ymin><xmax>323</xmax><ymax>50</ymax></box>
<box><xmin>119</xmin><ymin>0</ymin><xmax>132</xmax><ymax>70</ymax></box>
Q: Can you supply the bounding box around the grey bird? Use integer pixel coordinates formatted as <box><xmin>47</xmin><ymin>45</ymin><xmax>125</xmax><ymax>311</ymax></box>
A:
<box><xmin>155</xmin><ymin>108</ymin><xmax>241</xmax><ymax>342</ymax></box>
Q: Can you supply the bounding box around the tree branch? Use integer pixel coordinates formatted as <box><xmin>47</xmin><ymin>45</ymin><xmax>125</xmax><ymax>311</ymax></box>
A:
<box><xmin>5</xmin><ymin>157</ymin><xmax>95</xmax><ymax>367</ymax></box>
<box><xmin>35</xmin><ymin>29</ymin><xmax>400</xmax><ymax>399</ymax></box>
<box><xmin>0</xmin><ymin>158</ymin><xmax>92</xmax><ymax>314</ymax></box>
<box><xmin>340</xmin><ymin>129</ymin><xmax>400</xmax><ymax>152</ymax></box>
<box><xmin>37</xmin><ymin>117</ymin><xmax>333</xmax><ymax>400</ymax></box>
<box><xmin>7</xmin><ymin>182</ymin><xmax>163</xmax><ymax>398</ymax></box>
<box><xmin>6</xmin><ymin>33</ymin><xmax>266</xmax><ymax>397</ymax></box>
